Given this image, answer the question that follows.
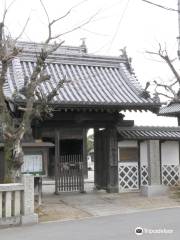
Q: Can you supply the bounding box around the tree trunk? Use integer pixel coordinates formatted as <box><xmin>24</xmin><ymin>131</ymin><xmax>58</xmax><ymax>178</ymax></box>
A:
<box><xmin>4</xmin><ymin>138</ymin><xmax>24</xmax><ymax>183</ymax></box>
<box><xmin>4</xmin><ymin>140</ymin><xmax>14</xmax><ymax>183</ymax></box>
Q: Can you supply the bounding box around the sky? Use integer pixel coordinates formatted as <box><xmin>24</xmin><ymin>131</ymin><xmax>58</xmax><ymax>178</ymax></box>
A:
<box><xmin>1</xmin><ymin>0</ymin><xmax>179</xmax><ymax>126</ymax></box>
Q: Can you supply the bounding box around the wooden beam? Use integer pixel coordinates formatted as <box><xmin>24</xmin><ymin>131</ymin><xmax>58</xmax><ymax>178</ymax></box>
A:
<box><xmin>41</xmin><ymin>121</ymin><xmax>121</xmax><ymax>128</ymax></box>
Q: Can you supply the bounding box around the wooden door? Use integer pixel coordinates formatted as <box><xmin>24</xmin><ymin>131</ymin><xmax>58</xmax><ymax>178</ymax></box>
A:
<box><xmin>57</xmin><ymin>139</ymin><xmax>84</xmax><ymax>192</ymax></box>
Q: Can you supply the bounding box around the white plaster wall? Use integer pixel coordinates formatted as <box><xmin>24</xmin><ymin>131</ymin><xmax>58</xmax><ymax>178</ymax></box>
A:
<box><xmin>118</xmin><ymin>141</ymin><xmax>138</xmax><ymax>148</ymax></box>
<box><xmin>161</xmin><ymin>141</ymin><xmax>179</xmax><ymax>165</ymax></box>
<box><xmin>140</xmin><ymin>141</ymin><xmax>148</xmax><ymax>166</ymax></box>
<box><xmin>118</xmin><ymin>141</ymin><xmax>138</xmax><ymax>162</ymax></box>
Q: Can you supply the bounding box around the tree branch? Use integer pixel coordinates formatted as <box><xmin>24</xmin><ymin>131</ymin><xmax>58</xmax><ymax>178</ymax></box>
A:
<box><xmin>40</xmin><ymin>0</ymin><xmax>91</xmax><ymax>44</ymax></box>
<box><xmin>147</xmin><ymin>45</ymin><xmax>180</xmax><ymax>85</ymax></box>
<box><xmin>2</xmin><ymin>0</ymin><xmax>16</xmax><ymax>23</ymax></box>
<box><xmin>49</xmin><ymin>11</ymin><xmax>100</xmax><ymax>41</ymax></box>
<box><xmin>155</xmin><ymin>91</ymin><xmax>173</xmax><ymax>100</ymax></box>
<box><xmin>14</xmin><ymin>16</ymin><xmax>30</xmax><ymax>41</ymax></box>
<box><xmin>154</xmin><ymin>80</ymin><xmax>177</xmax><ymax>98</ymax></box>
<box><xmin>141</xmin><ymin>0</ymin><xmax>179</xmax><ymax>13</ymax></box>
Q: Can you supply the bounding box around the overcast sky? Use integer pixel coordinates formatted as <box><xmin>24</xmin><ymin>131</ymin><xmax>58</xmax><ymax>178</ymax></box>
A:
<box><xmin>1</xmin><ymin>0</ymin><xmax>179</xmax><ymax>126</ymax></box>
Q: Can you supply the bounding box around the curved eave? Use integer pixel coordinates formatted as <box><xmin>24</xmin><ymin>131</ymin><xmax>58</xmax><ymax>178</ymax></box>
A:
<box><xmin>15</xmin><ymin>99</ymin><xmax>160</xmax><ymax>112</ymax></box>
<box><xmin>50</xmin><ymin>102</ymin><xmax>160</xmax><ymax>112</ymax></box>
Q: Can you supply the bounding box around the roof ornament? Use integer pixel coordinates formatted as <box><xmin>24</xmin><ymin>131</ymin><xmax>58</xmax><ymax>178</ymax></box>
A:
<box><xmin>139</xmin><ymin>81</ymin><xmax>151</xmax><ymax>99</ymax></box>
<box><xmin>80</xmin><ymin>38</ymin><xmax>87</xmax><ymax>53</ymax></box>
<box><xmin>119</xmin><ymin>47</ymin><xmax>134</xmax><ymax>74</ymax></box>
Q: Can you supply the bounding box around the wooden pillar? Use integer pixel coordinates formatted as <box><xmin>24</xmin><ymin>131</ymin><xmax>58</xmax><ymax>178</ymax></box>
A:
<box><xmin>94</xmin><ymin>129</ymin><xmax>98</xmax><ymax>187</ymax></box>
<box><xmin>94</xmin><ymin>128</ymin><xmax>106</xmax><ymax>190</ymax></box>
<box><xmin>55</xmin><ymin>130</ymin><xmax>60</xmax><ymax>194</ymax></box>
<box><xmin>83</xmin><ymin>128</ymin><xmax>88</xmax><ymax>178</ymax></box>
<box><xmin>106</xmin><ymin>128</ymin><xmax>118</xmax><ymax>193</ymax></box>
<box><xmin>94</xmin><ymin>128</ymin><xmax>118</xmax><ymax>193</ymax></box>
<box><xmin>33</xmin><ymin>120</ymin><xmax>42</xmax><ymax>140</ymax></box>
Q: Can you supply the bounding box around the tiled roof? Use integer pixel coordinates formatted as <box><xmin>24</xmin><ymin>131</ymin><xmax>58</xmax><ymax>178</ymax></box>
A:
<box><xmin>117</xmin><ymin>126</ymin><xmax>180</xmax><ymax>140</ymax></box>
<box><xmin>159</xmin><ymin>103</ymin><xmax>180</xmax><ymax>116</ymax></box>
<box><xmin>3</xmin><ymin>42</ymin><xmax>160</xmax><ymax>111</ymax></box>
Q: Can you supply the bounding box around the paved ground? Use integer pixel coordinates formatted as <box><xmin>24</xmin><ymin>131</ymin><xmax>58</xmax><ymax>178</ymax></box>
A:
<box><xmin>1</xmin><ymin>208</ymin><xmax>180</xmax><ymax>240</ymax></box>
<box><xmin>37</xmin><ymin>180</ymin><xmax>180</xmax><ymax>222</ymax></box>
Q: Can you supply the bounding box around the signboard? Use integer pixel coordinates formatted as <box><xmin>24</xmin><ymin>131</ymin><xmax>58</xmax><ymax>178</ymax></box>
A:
<box><xmin>21</xmin><ymin>154</ymin><xmax>43</xmax><ymax>174</ymax></box>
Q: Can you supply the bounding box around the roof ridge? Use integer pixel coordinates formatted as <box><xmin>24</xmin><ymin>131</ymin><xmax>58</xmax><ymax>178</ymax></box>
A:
<box><xmin>17</xmin><ymin>41</ymin><xmax>127</xmax><ymax>64</ymax></box>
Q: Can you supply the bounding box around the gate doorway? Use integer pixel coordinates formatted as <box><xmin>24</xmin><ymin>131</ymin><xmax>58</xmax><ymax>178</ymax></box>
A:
<box><xmin>57</xmin><ymin>139</ymin><xmax>84</xmax><ymax>192</ymax></box>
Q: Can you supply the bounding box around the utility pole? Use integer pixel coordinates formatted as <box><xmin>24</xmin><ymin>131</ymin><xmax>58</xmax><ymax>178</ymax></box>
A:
<box><xmin>177</xmin><ymin>0</ymin><xmax>180</xmax><ymax>58</ymax></box>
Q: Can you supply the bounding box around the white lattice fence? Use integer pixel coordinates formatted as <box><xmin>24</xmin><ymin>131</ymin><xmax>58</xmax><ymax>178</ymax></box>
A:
<box><xmin>118</xmin><ymin>162</ymin><xmax>139</xmax><ymax>191</ymax></box>
<box><xmin>140</xmin><ymin>165</ymin><xmax>148</xmax><ymax>186</ymax></box>
<box><xmin>162</xmin><ymin>165</ymin><xmax>179</xmax><ymax>186</ymax></box>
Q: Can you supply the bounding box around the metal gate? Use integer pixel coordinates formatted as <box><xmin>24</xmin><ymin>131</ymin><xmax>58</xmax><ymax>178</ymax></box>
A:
<box><xmin>57</xmin><ymin>154</ymin><xmax>84</xmax><ymax>192</ymax></box>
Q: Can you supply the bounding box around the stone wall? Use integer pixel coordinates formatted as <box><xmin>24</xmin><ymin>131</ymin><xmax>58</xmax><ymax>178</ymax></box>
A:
<box><xmin>0</xmin><ymin>175</ymin><xmax>38</xmax><ymax>228</ymax></box>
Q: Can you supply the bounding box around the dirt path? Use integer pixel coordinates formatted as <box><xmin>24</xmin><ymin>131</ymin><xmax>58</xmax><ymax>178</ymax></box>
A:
<box><xmin>36</xmin><ymin>185</ymin><xmax>180</xmax><ymax>222</ymax></box>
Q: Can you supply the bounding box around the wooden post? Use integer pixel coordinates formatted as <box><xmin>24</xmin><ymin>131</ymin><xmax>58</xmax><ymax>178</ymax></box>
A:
<box><xmin>94</xmin><ymin>128</ymin><xmax>104</xmax><ymax>190</ymax></box>
<box><xmin>55</xmin><ymin>130</ymin><xmax>60</xmax><ymax>194</ymax></box>
<box><xmin>94</xmin><ymin>128</ymin><xmax>97</xmax><ymax>188</ymax></box>
<box><xmin>94</xmin><ymin>128</ymin><xmax>118</xmax><ymax>193</ymax></box>
<box><xmin>107</xmin><ymin>128</ymin><xmax>119</xmax><ymax>193</ymax></box>
<box><xmin>83</xmin><ymin>128</ymin><xmax>88</xmax><ymax>178</ymax></box>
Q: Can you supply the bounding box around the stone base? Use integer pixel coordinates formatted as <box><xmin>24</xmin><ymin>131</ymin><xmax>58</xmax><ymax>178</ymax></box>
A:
<box><xmin>21</xmin><ymin>214</ymin><xmax>38</xmax><ymax>225</ymax></box>
<box><xmin>0</xmin><ymin>216</ymin><xmax>21</xmax><ymax>228</ymax></box>
<box><xmin>141</xmin><ymin>185</ymin><xmax>168</xmax><ymax>197</ymax></box>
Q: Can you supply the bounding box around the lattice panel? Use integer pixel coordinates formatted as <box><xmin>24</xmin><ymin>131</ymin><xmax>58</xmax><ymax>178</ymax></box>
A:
<box><xmin>162</xmin><ymin>165</ymin><xmax>179</xmax><ymax>186</ymax></box>
<box><xmin>119</xmin><ymin>162</ymin><xmax>139</xmax><ymax>191</ymax></box>
<box><xmin>141</xmin><ymin>165</ymin><xmax>148</xmax><ymax>186</ymax></box>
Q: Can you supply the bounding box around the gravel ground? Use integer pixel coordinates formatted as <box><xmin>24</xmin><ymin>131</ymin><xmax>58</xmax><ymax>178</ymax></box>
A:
<box><xmin>36</xmin><ymin>181</ymin><xmax>180</xmax><ymax>222</ymax></box>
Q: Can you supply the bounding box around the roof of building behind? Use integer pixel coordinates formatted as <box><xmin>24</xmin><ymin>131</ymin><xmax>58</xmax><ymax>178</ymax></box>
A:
<box><xmin>159</xmin><ymin>103</ymin><xmax>180</xmax><ymax>117</ymax></box>
<box><xmin>3</xmin><ymin>41</ymin><xmax>160</xmax><ymax>111</ymax></box>
<box><xmin>117</xmin><ymin>126</ymin><xmax>180</xmax><ymax>140</ymax></box>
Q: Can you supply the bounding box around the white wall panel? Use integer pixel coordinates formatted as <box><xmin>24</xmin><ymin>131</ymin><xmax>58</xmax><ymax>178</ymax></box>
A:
<box><xmin>161</xmin><ymin>141</ymin><xmax>179</xmax><ymax>165</ymax></box>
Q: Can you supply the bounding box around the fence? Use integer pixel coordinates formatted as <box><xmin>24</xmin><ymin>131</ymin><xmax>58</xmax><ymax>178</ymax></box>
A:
<box><xmin>0</xmin><ymin>175</ymin><xmax>38</xmax><ymax>228</ymax></box>
<box><xmin>118</xmin><ymin>162</ymin><xmax>180</xmax><ymax>192</ymax></box>
<box><xmin>57</xmin><ymin>154</ymin><xmax>84</xmax><ymax>192</ymax></box>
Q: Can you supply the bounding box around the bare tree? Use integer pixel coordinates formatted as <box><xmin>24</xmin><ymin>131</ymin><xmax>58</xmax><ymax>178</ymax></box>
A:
<box><xmin>0</xmin><ymin>0</ymin><xmax>97</xmax><ymax>182</ymax></box>
<box><xmin>146</xmin><ymin>44</ymin><xmax>180</xmax><ymax>103</ymax></box>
